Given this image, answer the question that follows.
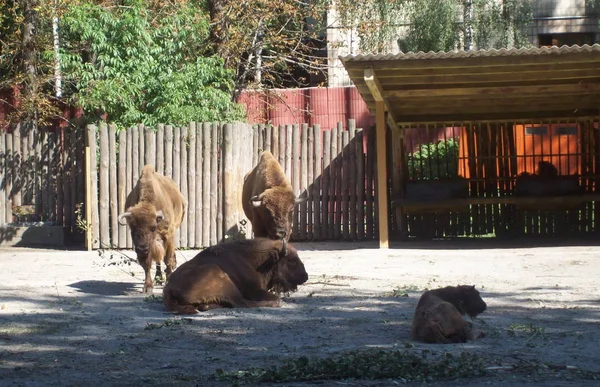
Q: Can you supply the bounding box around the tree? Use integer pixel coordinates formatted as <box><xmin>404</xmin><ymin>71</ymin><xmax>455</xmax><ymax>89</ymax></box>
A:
<box><xmin>58</xmin><ymin>0</ymin><xmax>244</xmax><ymax>128</ymax></box>
<box><xmin>335</xmin><ymin>0</ymin><xmax>533</xmax><ymax>54</ymax></box>
<box><xmin>205</xmin><ymin>0</ymin><xmax>330</xmax><ymax>99</ymax></box>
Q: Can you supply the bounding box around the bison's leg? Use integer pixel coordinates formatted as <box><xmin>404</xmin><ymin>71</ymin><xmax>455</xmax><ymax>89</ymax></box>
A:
<box><xmin>163</xmin><ymin>236</ymin><xmax>177</xmax><ymax>281</ymax></box>
<box><xmin>137</xmin><ymin>256</ymin><xmax>154</xmax><ymax>294</ymax></box>
<box><xmin>154</xmin><ymin>262</ymin><xmax>164</xmax><ymax>284</ymax></box>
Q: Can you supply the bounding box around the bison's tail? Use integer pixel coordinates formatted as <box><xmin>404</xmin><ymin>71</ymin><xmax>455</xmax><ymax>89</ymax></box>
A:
<box><xmin>162</xmin><ymin>286</ymin><xmax>198</xmax><ymax>315</ymax></box>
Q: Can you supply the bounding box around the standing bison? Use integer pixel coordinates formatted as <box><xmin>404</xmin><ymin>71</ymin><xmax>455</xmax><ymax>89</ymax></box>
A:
<box><xmin>119</xmin><ymin>165</ymin><xmax>186</xmax><ymax>293</ymax></box>
<box><xmin>412</xmin><ymin>285</ymin><xmax>487</xmax><ymax>344</ymax></box>
<box><xmin>163</xmin><ymin>238</ymin><xmax>308</xmax><ymax>314</ymax></box>
<box><xmin>242</xmin><ymin>151</ymin><xmax>307</xmax><ymax>241</ymax></box>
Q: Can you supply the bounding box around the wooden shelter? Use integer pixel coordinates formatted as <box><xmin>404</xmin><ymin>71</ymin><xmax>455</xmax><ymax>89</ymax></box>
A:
<box><xmin>340</xmin><ymin>44</ymin><xmax>600</xmax><ymax>247</ymax></box>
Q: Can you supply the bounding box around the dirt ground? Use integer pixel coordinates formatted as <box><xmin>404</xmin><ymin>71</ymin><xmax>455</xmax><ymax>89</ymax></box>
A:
<box><xmin>1</xmin><ymin>240</ymin><xmax>599</xmax><ymax>386</ymax></box>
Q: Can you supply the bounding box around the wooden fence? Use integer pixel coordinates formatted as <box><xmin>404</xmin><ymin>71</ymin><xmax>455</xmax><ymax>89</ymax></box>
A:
<box><xmin>84</xmin><ymin>120</ymin><xmax>378</xmax><ymax>249</ymax></box>
<box><xmin>0</xmin><ymin>125</ymin><xmax>85</xmax><ymax>231</ymax></box>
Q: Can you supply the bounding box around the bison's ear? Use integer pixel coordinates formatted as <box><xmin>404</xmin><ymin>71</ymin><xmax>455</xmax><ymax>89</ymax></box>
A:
<box><xmin>155</xmin><ymin>210</ymin><xmax>165</xmax><ymax>224</ymax></box>
<box><xmin>118</xmin><ymin>212</ymin><xmax>131</xmax><ymax>225</ymax></box>
<box><xmin>295</xmin><ymin>189</ymin><xmax>308</xmax><ymax>204</ymax></box>
<box><xmin>250</xmin><ymin>194</ymin><xmax>263</xmax><ymax>208</ymax></box>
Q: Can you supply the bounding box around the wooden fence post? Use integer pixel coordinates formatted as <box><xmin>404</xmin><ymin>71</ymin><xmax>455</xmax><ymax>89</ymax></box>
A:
<box><xmin>99</xmin><ymin>122</ymin><xmax>109</xmax><ymax>248</ymax></box>
<box><xmin>222</xmin><ymin>123</ymin><xmax>234</xmax><ymax>239</ymax></box>
<box><xmin>118</xmin><ymin>130</ymin><xmax>127</xmax><ymax>248</ymax></box>
<box><xmin>202</xmin><ymin>122</ymin><xmax>211</xmax><ymax>247</ymax></box>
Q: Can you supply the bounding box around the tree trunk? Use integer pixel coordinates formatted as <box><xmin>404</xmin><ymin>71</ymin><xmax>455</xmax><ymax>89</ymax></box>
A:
<box><xmin>19</xmin><ymin>0</ymin><xmax>39</xmax><ymax>127</ymax></box>
<box><xmin>463</xmin><ymin>1</ymin><xmax>473</xmax><ymax>51</ymax></box>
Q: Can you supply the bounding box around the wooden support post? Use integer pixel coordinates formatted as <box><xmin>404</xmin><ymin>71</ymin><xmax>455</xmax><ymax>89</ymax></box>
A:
<box><xmin>375</xmin><ymin>100</ymin><xmax>389</xmax><ymax>248</ymax></box>
<box><xmin>85</xmin><ymin>126</ymin><xmax>93</xmax><ymax>251</ymax></box>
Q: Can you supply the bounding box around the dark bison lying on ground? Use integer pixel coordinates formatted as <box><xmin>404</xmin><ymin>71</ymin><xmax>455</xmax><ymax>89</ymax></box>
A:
<box><xmin>412</xmin><ymin>285</ymin><xmax>487</xmax><ymax>344</ymax></box>
<box><xmin>119</xmin><ymin>165</ymin><xmax>186</xmax><ymax>293</ymax></box>
<box><xmin>242</xmin><ymin>151</ymin><xmax>308</xmax><ymax>241</ymax></box>
<box><xmin>163</xmin><ymin>238</ymin><xmax>309</xmax><ymax>314</ymax></box>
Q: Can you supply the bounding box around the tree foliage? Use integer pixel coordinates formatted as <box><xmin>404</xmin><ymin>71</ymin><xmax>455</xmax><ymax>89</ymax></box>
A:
<box><xmin>206</xmin><ymin>0</ymin><xmax>329</xmax><ymax>98</ymax></box>
<box><xmin>59</xmin><ymin>0</ymin><xmax>243</xmax><ymax>128</ymax></box>
<box><xmin>335</xmin><ymin>0</ymin><xmax>533</xmax><ymax>54</ymax></box>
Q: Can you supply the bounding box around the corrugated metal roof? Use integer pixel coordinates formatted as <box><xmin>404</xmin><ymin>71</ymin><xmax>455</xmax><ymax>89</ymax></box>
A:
<box><xmin>340</xmin><ymin>44</ymin><xmax>600</xmax><ymax>63</ymax></box>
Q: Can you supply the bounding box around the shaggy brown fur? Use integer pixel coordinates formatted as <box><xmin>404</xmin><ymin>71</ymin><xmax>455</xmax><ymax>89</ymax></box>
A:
<box><xmin>412</xmin><ymin>285</ymin><xmax>487</xmax><ymax>344</ymax></box>
<box><xmin>163</xmin><ymin>238</ymin><xmax>308</xmax><ymax>314</ymax></box>
<box><xmin>119</xmin><ymin>165</ymin><xmax>186</xmax><ymax>293</ymax></box>
<box><xmin>242</xmin><ymin>151</ymin><xmax>307</xmax><ymax>241</ymax></box>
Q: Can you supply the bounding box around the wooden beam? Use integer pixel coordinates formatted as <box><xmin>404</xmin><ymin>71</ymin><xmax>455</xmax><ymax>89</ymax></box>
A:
<box><xmin>391</xmin><ymin>95</ymin><xmax>598</xmax><ymax>108</ymax></box>
<box><xmin>388</xmin><ymin>101</ymin><xmax>599</xmax><ymax>116</ymax></box>
<box><xmin>348</xmin><ymin>62</ymin><xmax>600</xmax><ymax>78</ymax></box>
<box><xmin>387</xmin><ymin>83</ymin><xmax>600</xmax><ymax>99</ymax></box>
<box><xmin>394</xmin><ymin>109</ymin><xmax>600</xmax><ymax>124</ymax></box>
<box><xmin>381</xmin><ymin>76</ymin><xmax>600</xmax><ymax>89</ymax></box>
<box><xmin>364</xmin><ymin>68</ymin><xmax>385</xmax><ymax>102</ymax></box>
<box><xmin>375</xmin><ymin>100</ymin><xmax>389</xmax><ymax>248</ymax></box>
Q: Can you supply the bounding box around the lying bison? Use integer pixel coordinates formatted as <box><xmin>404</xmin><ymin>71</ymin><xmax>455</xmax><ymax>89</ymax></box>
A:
<box><xmin>119</xmin><ymin>165</ymin><xmax>186</xmax><ymax>293</ymax></box>
<box><xmin>242</xmin><ymin>151</ymin><xmax>308</xmax><ymax>241</ymax></box>
<box><xmin>163</xmin><ymin>238</ymin><xmax>308</xmax><ymax>314</ymax></box>
<box><xmin>412</xmin><ymin>285</ymin><xmax>487</xmax><ymax>344</ymax></box>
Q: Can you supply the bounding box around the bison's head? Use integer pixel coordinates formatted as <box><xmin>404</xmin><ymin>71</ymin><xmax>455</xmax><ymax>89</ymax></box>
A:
<box><xmin>118</xmin><ymin>202</ymin><xmax>166</xmax><ymax>258</ymax></box>
<box><xmin>456</xmin><ymin>285</ymin><xmax>487</xmax><ymax>318</ymax></box>
<box><xmin>261</xmin><ymin>241</ymin><xmax>308</xmax><ymax>294</ymax></box>
<box><xmin>250</xmin><ymin>188</ymin><xmax>308</xmax><ymax>240</ymax></box>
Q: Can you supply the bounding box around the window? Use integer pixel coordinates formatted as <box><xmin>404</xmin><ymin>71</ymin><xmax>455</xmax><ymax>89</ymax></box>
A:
<box><xmin>525</xmin><ymin>126</ymin><xmax>548</xmax><ymax>135</ymax></box>
<box><xmin>555</xmin><ymin>126</ymin><xmax>577</xmax><ymax>135</ymax></box>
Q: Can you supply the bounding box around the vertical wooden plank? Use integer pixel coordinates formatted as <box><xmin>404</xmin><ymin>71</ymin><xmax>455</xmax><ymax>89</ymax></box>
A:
<box><xmin>99</xmin><ymin>122</ymin><xmax>110</xmax><ymax>248</ymax></box>
<box><xmin>118</xmin><ymin>130</ymin><xmax>127</xmax><ymax>248</ymax></box>
<box><xmin>211</xmin><ymin>123</ymin><xmax>220</xmax><ymax>244</ymax></box>
<box><xmin>223</xmin><ymin>123</ymin><xmax>234</xmax><ymax>239</ymax></box>
<box><xmin>265</xmin><ymin>124</ymin><xmax>272</xmax><ymax>155</ymax></box>
<box><xmin>322</xmin><ymin>130</ymin><xmax>331</xmax><ymax>240</ymax></box>
<box><xmin>32</xmin><ymin>128</ymin><xmax>41</xmax><ymax>213</ymax></box>
<box><xmin>335</xmin><ymin>124</ymin><xmax>343</xmax><ymax>239</ymax></box>
<box><xmin>349</xmin><ymin>125</ymin><xmax>357</xmax><ymax>240</ymax></box>
<box><xmin>366</xmin><ymin>127</ymin><xmax>375</xmax><ymax>240</ymax></box>
<box><xmin>12</xmin><ymin>125</ymin><xmax>21</xmax><ymax>207</ymax></box>
<box><xmin>306</xmin><ymin>124</ymin><xmax>314</xmax><ymax>240</ymax></box>
<box><xmin>286</xmin><ymin>125</ymin><xmax>293</xmax><ymax>180</ymax></box>
<box><xmin>156</xmin><ymin>124</ymin><xmax>165</xmax><ymax>175</ymax></box>
<box><xmin>194</xmin><ymin>122</ymin><xmax>202</xmax><ymax>248</ymax></box>
<box><xmin>165</xmin><ymin>125</ymin><xmax>173</xmax><ymax>180</ymax></box>
<box><xmin>85</xmin><ymin>125</ymin><xmax>99</xmax><ymax>249</ymax></box>
<box><xmin>5</xmin><ymin>132</ymin><xmax>13</xmax><ymax>223</ymax></box>
<box><xmin>356</xmin><ymin>130</ymin><xmax>365</xmax><ymax>240</ymax></box>
<box><xmin>108</xmin><ymin>125</ymin><xmax>118</xmax><ymax>247</ymax></box>
<box><xmin>173</xmin><ymin>126</ymin><xmax>181</xmax><ymax>247</ymax></box>
<box><xmin>187</xmin><ymin>122</ymin><xmax>196</xmax><ymax>248</ymax></box>
<box><xmin>243</xmin><ymin>123</ymin><xmax>253</xmax><ymax>238</ymax></box>
<box><xmin>213</xmin><ymin>123</ymin><xmax>224</xmax><ymax>243</ymax></box>
<box><xmin>77</xmin><ymin>129</ymin><xmax>87</xmax><ymax>227</ymax></box>
<box><xmin>341</xmin><ymin>129</ymin><xmax>350</xmax><ymax>239</ymax></box>
<box><xmin>48</xmin><ymin>132</ymin><xmax>58</xmax><ymax>222</ymax></box>
<box><xmin>313</xmin><ymin>125</ymin><xmax>322</xmax><ymax>240</ymax></box>
<box><xmin>179</xmin><ymin>125</ymin><xmax>188</xmax><ymax>248</ymax></box>
<box><xmin>39</xmin><ymin>130</ymin><xmax>48</xmax><ymax>220</ymax></box>
<box><xmin>202</xmin><ymin>122</ymin><xmax>211</xmax><ymax>247</ymax></box>
<box><xmin>0</xmin><ymin>132</ymin><xmax>5</xmax><ymax>224</ymax></box>
<box><xmin>329</xmin><ymin>126</ymin><xmax>338</xmax><ymax>239</ymax></box>
<box><xmin>61</xmin><ymin>128</ymin><xmax>70</xmax><ymax>227</ymax></box>
<box><xmin>253</xmin><ymin>125</ymin><xmax>260</xmax><ymax>166</ymax></box>
<box><xmin>145</xmin><ymin>128</ymin><xmax>156</xmax><ymax>168</ymax></box>
<box><xmin>132</xmin><ymin>125</ymin><xmax>139</xmax><ymax>185</ymax></box>
<box><xmin>125</xmin><ymin>127</ymin><xmax>133</xmax><ymax>248</ymax></box>
<box><xmin>277</xmin><ymin>125</ymin><xmax>285</xmax><ymax>165</ymax></box>
<box><xmin>295</xmin><ymin>124</ymin><xmax>305</xmax><ymax>240</ymax></box>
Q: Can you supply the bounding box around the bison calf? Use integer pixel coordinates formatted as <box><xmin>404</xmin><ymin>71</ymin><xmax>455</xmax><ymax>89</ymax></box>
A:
<box><xmin>412</xmin><ymin>285</ymin><xmax>487</xmax><ymax>344</ymax></box>
<box><xmin>119</xmin><ymin>165</ymin><xmax>186</xmax><ymax>293</ymax></box>
<box><xmin>163</xmin><ymin>238</ymin><xmax>308</xmax><ymax>314</ymax></box>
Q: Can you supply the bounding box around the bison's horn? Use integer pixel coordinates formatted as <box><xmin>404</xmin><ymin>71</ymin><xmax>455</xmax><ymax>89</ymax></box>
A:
<box><xmin>280</xmin><ymin>237</ymin><xmax>287</xmax><ymax>257</ymax></box>
<box><xmin>295</xmin><ymin>189</ymin><xmax>308</xmax><ymax>204</ymax></box>
<box><xmin>118</xmin><ymin>212</ymin><xmax>131</xmax><ymax>225</ymax></box>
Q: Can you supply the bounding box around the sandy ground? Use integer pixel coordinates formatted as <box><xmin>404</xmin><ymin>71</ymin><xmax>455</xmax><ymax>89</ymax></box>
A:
<box><xmin>1</xmin><ymin>240</ymin><xmax>599</xmax><ymax>386</ymax></box>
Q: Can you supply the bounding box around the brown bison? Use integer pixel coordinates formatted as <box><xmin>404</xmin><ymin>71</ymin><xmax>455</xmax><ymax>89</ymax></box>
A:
<box><xmin>118</xmin><ymin>165</ymin><xmax>186</xmax><ymax>293</ymax></box>
<box><xmin>412</xmin><ymin>285</ymin><xmax>487</xmax><ymax>344</ymax></box>
<box><xmin>163</xmin><ymin>238</ymin><xmax>308</xmax><ymax>314</ymax></box>
<box><xmin>242</xmin><ymin>151</ymin><xmax>308</xmax><ymax>241</ymax></box>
